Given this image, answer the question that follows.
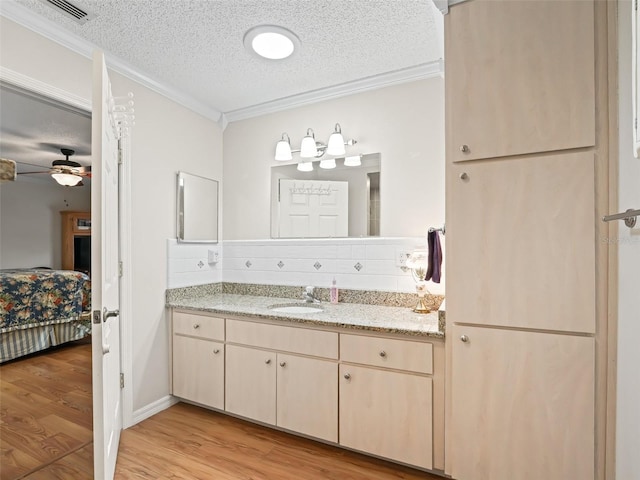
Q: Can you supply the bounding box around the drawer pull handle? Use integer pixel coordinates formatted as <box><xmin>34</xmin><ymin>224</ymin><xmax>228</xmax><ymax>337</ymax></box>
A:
<box><xmin>279</xmin><ymin>362</ymin><xmax>286</xmax><ymax>367</ymax></box>
<box><xmin>460</xmin><ymin>335</ymin><xmax>469</xmax><ymax>343</ymax></box>
<box><xmin>213</xmin><ymin>349</ymin><xmax>220</xmax><ymax>354</ymax></box>
<box><xmin>459</xmin><ymin>172</ymin><xmax>469</xmax><ymax>180</ymax></box>
<box><xmin>344</xmin><ymin>373</ymin><xmax>351</xmax><ymax>380</ymax></box>
<box><xmin>265</xmin><ymin>359</ymin><xmax>272</xmax><ymax>365</ymax></box>
<box><xmin>379</xmin><ymin>351</ymin><xmax>387</xmax><ymax>358</ymax></box>
<box><xmin>193</xmin><ymin>324</ymin><xmax>200</xmax><ymax>329</ymax></box>
<box><xmin>460</xmin><ymin>144</ymin><xmax>470</xmax><ymax>153</ymax></box>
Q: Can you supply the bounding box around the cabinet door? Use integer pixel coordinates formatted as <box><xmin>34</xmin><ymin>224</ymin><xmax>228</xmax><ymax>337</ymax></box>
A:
<box><xmin>276</xmin><ymin>354</ymin><xmax>337</xmax><ymax>442</ymax></box>
<box><xmin>451</xmin><ymin>326</ymin><xmax>594</xmax><ymax>480</ymax></box>
<box><xmin>172</xmin><ymin>335</ymin><xmax>224</xmax><ymax>409</ymax></box>
<box><xmin>447</xmin><ymin>152</ymin><xmax>595</xmax><ymax>333</ymax></box>
<box><xmin>225</xmin><ymin>344</ymin><xmax>276</xmax><ymax>425</ymax></box>
<box><xmin>339</xmin><ymin>364</ymin><xmax>432</xmax><ymax>469</ymax></box>
<box><xmin>446</xmin><ymin>0</ymin><xmax>595</xmax><ymax>162</ymax></box>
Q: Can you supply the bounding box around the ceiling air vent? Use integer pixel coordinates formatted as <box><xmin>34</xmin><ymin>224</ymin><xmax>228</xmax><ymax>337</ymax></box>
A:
<box><xmin>37</xmin><ymin>0</ymin><xmax>97</xmax><ymax>25</ymax></box>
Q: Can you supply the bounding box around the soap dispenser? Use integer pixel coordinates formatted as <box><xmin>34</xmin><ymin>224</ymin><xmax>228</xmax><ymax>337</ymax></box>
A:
<box><xmin>330</xmin><ymin>278</ymin><xmax>339</xmax><ymax>304</ymax></box>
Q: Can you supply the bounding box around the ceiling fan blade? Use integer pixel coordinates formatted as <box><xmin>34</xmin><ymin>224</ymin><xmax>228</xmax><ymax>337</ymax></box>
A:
<box><xmin>17</xmin><ymin>170</ymin><xmax>51</xmax><ymax>175</ymax></box>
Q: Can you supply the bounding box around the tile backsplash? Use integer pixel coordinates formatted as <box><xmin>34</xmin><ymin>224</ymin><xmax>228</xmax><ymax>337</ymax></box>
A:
<box><xmin>221</xmin><ymin>237</ymin><xmax>444</xmax><ymax>295</ymax></box>
<box><xmin>166</xmin><ymin>239</ymin><xmax>223</xmax><ymax>288</ymax></box>
<box><xmin>168</xmin><ymin>237</ymin><xmax>445</xmax><ymax>294</ymax></box>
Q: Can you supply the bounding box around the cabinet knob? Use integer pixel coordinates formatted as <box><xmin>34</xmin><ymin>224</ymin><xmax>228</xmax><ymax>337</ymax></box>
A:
<box><xmin>279</xmin><ymin>361</ymin><xmax>286</xmax><ymax>367</ymax></box>
<box><xmin>460</xmin><ymin>144</ymin><xmax>470</xmax><ymax>153</ymax></box>
<box><xmin>344</xmin><ymin>373</ymin><xmax>351</xmax><ymax>380</ymax></box>
<box><xmin>193</xmin><ymin>324</ymin><xmax>200</xmax><ymax>329</ymax></box>
<box><xmin>460</xmin><ymin>335</ymin><xmax>470</xmax><ymax>343</ymax></box>
<box><xmin>379</xmin><ymin>351</ymin><xmax>387</xmax><ymax>358</ymax></box>
<box><xmin>265</xmin><ymin>358</ymin><xmax>272</xmax><ymax>364</ymax></box>
<box><xmin>213</xmin><ymin>349</ymin><xmax>220</xmax><ymax>354</ymax></box>
<box><xmin>459</xmin><ymin>172</ymin><xmax>469</xmax><ymax>180</ymax></box>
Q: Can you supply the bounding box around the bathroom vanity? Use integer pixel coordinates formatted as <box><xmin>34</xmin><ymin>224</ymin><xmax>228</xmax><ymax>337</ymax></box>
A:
<box><xmin>167</xmin><ymin>293</ymin><xmax>444</xmax><ymax>472</ymax></box>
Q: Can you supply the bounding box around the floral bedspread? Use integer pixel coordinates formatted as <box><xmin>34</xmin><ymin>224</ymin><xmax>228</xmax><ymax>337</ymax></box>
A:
<box><xmin>0</xmin><ymin>269</ymin><xmax>91</xmax><ymax>333</ymax></box>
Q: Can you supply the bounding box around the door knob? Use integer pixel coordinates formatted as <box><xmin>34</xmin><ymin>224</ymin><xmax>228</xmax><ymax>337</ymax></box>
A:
<box><xmin>102</xmin><ymin>308</ymin><xmax>119</xmax><ymax>322</ymax></box>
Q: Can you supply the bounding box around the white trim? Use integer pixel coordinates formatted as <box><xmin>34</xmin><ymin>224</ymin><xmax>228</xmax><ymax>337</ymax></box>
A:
<box><xmin>0</xmin><ymin>66</ymin><xmax>91</xmax><ymax>111</ymax></box>
<box><xmin>224</xmin><ymin>61</ymin><xmax>444</xmax><ymax>123</ymax></box>
<box><xmin>119</xmin><ymin>132</ymin><xmax>134</xmax><ymax>429</ymax></box>
<box><xmin>131</xmin><ymin>395</ymin><xmax>179</xmax><ymax>426</ymax></box>
<box><xmin>0</xmin><ymin>1</ymin><xmax>222</xmax><ymax>123</ymax></box>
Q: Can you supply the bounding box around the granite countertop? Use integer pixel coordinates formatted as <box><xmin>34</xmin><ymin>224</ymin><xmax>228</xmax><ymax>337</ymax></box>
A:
<box><xmin>167</xmin><ymin>293</ymin><xmax>444</xmax><ymax>339</ymax></box>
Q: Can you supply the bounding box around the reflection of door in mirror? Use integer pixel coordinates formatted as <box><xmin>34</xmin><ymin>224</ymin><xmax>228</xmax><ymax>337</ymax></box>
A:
<box><xmin>271</xmin><ymin>153</ymin><xmax>381</xmax><ymax>238</ymax></box>
<box><xmin>278</xmin><ymin>179</ymin><xmax>348</xmax><ymax>238</ymax></box>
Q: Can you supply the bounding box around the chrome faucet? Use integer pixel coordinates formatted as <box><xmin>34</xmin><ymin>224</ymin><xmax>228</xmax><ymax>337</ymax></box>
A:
<box><xmin>303</xmin><ymin>286</ymin><xmax>320</xmax><ymax>303</ymax></box>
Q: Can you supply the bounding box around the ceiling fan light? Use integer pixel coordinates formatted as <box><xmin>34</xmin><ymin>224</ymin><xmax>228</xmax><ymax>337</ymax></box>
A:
<box><xmin>52</xmin><ymin>173</ymin><xmax>82</xmax><ymax>186</ymax></box>
<box><xmin>326</xmin><ymin>123</ymin><xmax>346</xmax><ymax>156</ymax></box>
<box><xmin>300</xmin><ymin>129</ymin><xmax>318</xmax><ymax>158</ymax></box>
<box><xmin>319</xmin><ymin>158</ymin><xmax>336</xmax><ymax>169</ymax></box>
<box><xmin>275</xmin><ymin>133</ymin><xmax>292</xmax><ymax>161</ymax></box>
<box><xmin>344</xmin><ymin>155</ymin><xmax>362</xmax><ymax>167</ymax></box>
<box><xmin>297</xmin><ymin>161</ymin><xmax>313</xmax><ymax>172</ymax></box>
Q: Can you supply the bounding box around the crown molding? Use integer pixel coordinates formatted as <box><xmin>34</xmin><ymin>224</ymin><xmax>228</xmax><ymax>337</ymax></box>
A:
<box><xmin>224</xmin><ymin>60</ymin><xmax>444</xmax><ymax>123</ymax></box>
<box><xmin>0</xmin><ymin>1</ymin><xmax>222</xmax><ymax>123</ymax></box>
<box><xmin>0</xmin><ymin>66</ymin><xmax>91</xmax><ymax>112</ymax></box>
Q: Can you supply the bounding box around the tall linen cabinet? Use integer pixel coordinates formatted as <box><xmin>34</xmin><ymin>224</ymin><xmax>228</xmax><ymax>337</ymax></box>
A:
<box><xmin>445</xmin><ymin>1</ymin><xmax>613</xmax><ymax>479</ymax></box>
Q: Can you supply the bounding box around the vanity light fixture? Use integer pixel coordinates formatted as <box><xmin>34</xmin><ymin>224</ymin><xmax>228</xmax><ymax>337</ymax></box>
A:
<box><xmin>244</xmin><ymin>25</ymin><xmax>300</xmax><ymax>60</ymax></box>
<box><xmin>274</xmin><ymin>123</ymin><xmax>357</xmax><ymax>166</ymax></box>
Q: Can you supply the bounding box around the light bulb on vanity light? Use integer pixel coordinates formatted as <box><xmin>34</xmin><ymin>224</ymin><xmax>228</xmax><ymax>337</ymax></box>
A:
<box><xmin>344</xmin><ymin>155</ymin><xmax>362</xmax><ymax>167</ymax></box>
<box><xmin>297</xmin><ymin>161</ymin><xmax>313</xmax><ymax>172</ymax></box>
<box><xmin>274</xmin><ymin>133</ymin><xmax>292</xmax><ymax>161</ymax></box>
<box><xmin>300</xmin><ymin>128</ymin><xmax>318</xmax><ymax>158</ymax></box>
<box><xmin>319</xmin><ymin>158</ymin><xmax>336</xmax><ymax>169</ymax></box>
<box><xmin>326</xmin><ymin>123</ymin><xmax>346</xmax><ymax>156</ymax></box>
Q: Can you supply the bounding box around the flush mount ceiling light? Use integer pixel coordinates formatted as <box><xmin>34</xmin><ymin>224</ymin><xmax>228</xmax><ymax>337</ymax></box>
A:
<box><xmin>244</xmin><ymin>25</ymin><xmax>300</xmax><ymax>60</ymax></box>
<box><xmin>274</xmin><ymin>123</ymin><xmax>357</xmax><ymax>166</ymax></box>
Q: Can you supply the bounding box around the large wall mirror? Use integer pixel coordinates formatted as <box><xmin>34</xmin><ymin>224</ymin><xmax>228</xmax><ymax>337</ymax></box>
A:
<box><xmin>177</xmin><ymin>171</ymin><xmax>219</xmax><ymax>243</ymax></box>
<box><xmin>271</xmin><ymin>153</ymin><xmax>380</xmax><ymax>238</ymax></box>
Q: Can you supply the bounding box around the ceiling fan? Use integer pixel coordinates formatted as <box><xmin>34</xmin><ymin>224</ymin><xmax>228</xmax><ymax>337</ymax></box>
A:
<box><xmin>18</xmin><ymin>148</ymin><xmax>91</xmax><ymax>186</ymax></box>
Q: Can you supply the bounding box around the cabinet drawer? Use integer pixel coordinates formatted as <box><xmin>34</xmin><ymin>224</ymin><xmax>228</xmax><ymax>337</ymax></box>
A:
<box><xmin>226</xmin><ymin>319</ymin><xmax>338</xmax><ymax>359</ymax></box>
<box><xmin>173</xmin><ymin>311</ymin><xmax>224</xmax><ymax>341</ymax></box>
<box><xmin>340</xmin><ymin>334</ymin><xmax>433</xmax><ymax>374</ymax></box>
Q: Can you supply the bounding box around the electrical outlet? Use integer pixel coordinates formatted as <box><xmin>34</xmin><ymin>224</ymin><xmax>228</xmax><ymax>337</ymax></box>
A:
<box><xmin>395</xmin><ymin>249</ymin><xmax>411</xmax><ymax>267</ymax></box>
<box><xmin>208</xmin><ymin>249</ymin><xmax>219</xmax><ymax>264</ymax></box>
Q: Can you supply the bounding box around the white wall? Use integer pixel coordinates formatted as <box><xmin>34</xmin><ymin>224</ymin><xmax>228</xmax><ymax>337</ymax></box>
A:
<box><xmin>616</xmin><ymin>3</ymin><xmax>640</xmax><ymax>479</ymax></box>
<box><xmin>0</xmin><ymin>18</ymin><xmax>223</xmax><ymax>415</ymax></box>
<box><xmin>0</xmin><ymin>177</ymin><xmax>91</xmax><ymax>269</ymax></box>
<box><xmin>223</xmin><ymin>78</ymin><xmax>445</xmax><ymax>240</ymax></box>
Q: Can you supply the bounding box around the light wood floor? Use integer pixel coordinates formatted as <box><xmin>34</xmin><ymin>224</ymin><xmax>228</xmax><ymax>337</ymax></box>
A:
<box><xmin>1</xmin><ymin>342</ymin><xmax>442</xmax><ymax>480</ymax></box>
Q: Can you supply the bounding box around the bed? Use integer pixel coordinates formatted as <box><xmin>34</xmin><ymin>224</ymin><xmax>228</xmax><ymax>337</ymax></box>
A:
<box><xmin>0</xmin><ymin>269</ymin><xmax>91</xmax><ymax>363</ymax></box>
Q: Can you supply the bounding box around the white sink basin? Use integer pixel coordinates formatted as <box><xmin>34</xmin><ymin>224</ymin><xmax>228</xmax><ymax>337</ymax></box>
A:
<box><xmin>269</xmin><ymin>304</ymin><xmax>323</xmax><ymax>314</ymax></box>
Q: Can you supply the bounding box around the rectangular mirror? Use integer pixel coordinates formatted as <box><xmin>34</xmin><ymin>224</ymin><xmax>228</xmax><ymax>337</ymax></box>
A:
<box><xmin>177</xmin><ymin>171</ymin><xmax>219</xmax><ymax>243</ymax></box>
<box><xmin>271</xmin><ymin>153</ymin><xmax>380</xmax><ymax>238</ymax></box>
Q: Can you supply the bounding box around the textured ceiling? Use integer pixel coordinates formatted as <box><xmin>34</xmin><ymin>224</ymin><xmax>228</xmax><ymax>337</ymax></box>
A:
<box><xmin>13</xmin><ymin>0</ymin><xmax>442</xmax><ymax>114</ymax></box>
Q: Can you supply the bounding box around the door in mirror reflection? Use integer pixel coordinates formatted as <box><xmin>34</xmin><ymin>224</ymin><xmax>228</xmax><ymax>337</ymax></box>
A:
<box><xmin>278</xmin><ymin>179</ymin><xmax>348</xmax><ymax>238</ymax></box>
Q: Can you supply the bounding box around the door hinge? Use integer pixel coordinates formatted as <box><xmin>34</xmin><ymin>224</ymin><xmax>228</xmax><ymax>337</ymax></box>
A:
<box><xmin>119</xmin><ymin>261</ymin><xmax>123</xmax><ymax>277</ymax></box>
<box><xmin>120</xmin><ymin>373</ymin><xmax>125</xmax><ymax>389</ymax></box>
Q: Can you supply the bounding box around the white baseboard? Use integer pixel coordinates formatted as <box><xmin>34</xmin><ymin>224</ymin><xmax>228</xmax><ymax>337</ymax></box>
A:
<box><xmin>130</xmin><ymin>395</ymin><xmax>179</xmax><ymax>427</ymax></box>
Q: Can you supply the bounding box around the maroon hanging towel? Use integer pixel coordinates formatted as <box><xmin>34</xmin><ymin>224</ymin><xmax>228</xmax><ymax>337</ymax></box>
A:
<box><xmin>425</xmin><ymin>230</ymin><xmax>442</xmax><ymax>283</ymax></box>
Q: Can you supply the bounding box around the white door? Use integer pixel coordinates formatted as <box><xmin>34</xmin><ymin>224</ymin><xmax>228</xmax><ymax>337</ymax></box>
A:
<box><xmin>278</xmin><ymin>179</ymin><xmax>348</xmax><ymax>237</ymax></box>
<box><xmin>91</xmin><ymin>50</ymin><xmax>122</xmax><ymax>480</ymax></box>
